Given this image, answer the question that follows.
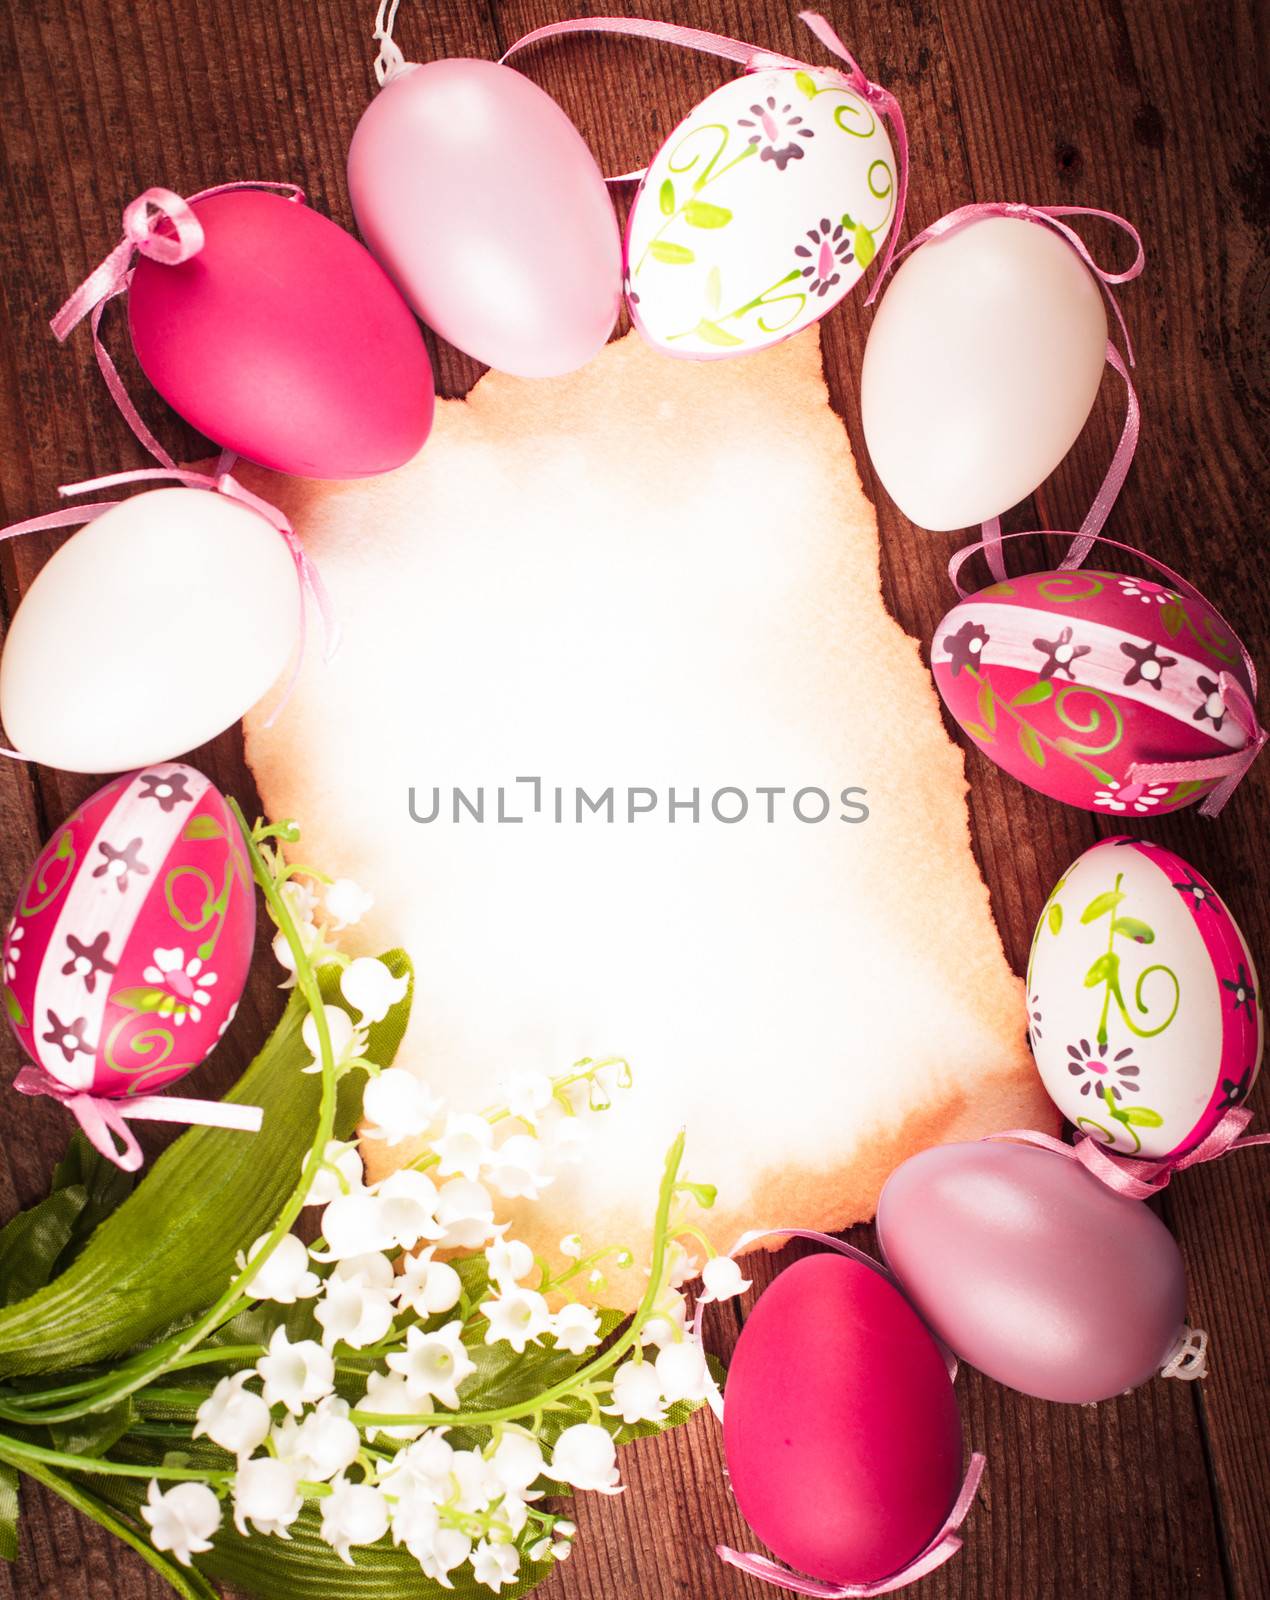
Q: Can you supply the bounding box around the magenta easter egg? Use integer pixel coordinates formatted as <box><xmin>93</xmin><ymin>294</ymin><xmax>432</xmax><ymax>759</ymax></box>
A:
<box><xmin>348</xmin><ymin>59</ymin><xmax>621</xmax><ymax>377</ymax></box>
<box><xmin>723</xmin><ymin>1253</ymin><xmax>963</xmax><ymax>1586</ymax></box>
<box><xmin>932</xmin><ymin>566</ymin><xmax>1259</xmax><ymax>814</ymax></box>
<box><xmin>3</xmin><ymin>765</ymin><xmax>253</xmax><ymax>1099</ymax></box>
<box><xmin>1028</xmin><ymin>838</ymin><xmax>1262</xmax><ymax>1158</ymax></box>
<box><xmin>128</xmin><ymin>190</ymin><xmax>433</xmax><ymax>477</ymax></box>
<box><xmin>877</xmin><ymin>1140</ymin><xmax>1188</xmax><ymax>1403</ymax></box>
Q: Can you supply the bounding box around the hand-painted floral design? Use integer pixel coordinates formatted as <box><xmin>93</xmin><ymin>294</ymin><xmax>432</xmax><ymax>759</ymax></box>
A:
<box><xmin>1117</xmin><ymin>577</ymin><xmax>1177</xmax><ymax>605</ymax></box>
<box><xmin>92</xmin><ymin>838</ymin><xmax>150</xmax><ymax>893</ymax></box>
<box><xmin>1171</xmin><ymin>869</ymin><xmax>1220</xmax><ymax>916</ymax></box>
<box><xmin>1028</xmin><ymin>992</ymin><xmax>1044</xmax><ymax>1041</ymax></box>
<box><xmin>1092</xmin><ymin>779</ymin><xmax>1172</xmax><ymax>814</ymax></box>
<box><xmin>61</xmin><ymin>931</ymin><xmax>117</xmax><ymax>995</ymax></box>
<box><xmin>141</xmin><ymin>947</ymin><xmax>219</xmax><ymax>1026</ymax></box>
<box><xmin>1221</xmin><ymin>962</ymin><xmax>1256</xmax><ymax>1016</ymax></box>
<box><xmin>1192</xmin><ymin>675</ymin><xmax>1227</xmax><ymax>730</ymax></box>
<box><xmin>1033</xmin><ymin>626</ymin><xmax>1090</xmax><ymax>683</ymax></box>
<box><xmin>736</xmin><ymin>96</ymin><xmax>814</xmax><ymax>168</ymax></box>
<box><xmin>4</xmin><ymin>919</ymin><xmax>23</xmax><ymax>983</ymax></box>
<box><xmin>1120</xmin><ymin>639</ymin><xmax>1177</xmax><ymax>690</ymax></box>
<box><xmin>1065</xmin><ymin>1037</ymin><xmax>1141</xmax><ymax>1100</ymax></box>
<box><xmin>944</xmin><ymin>620</ymin><xmax>990</xmax><ymax>676</ymax></box>
<box><xmin>1218</xmin><ymin>1066</ymin><xmax>1251</xmax><ymax>1109</ymax></box>
<box><xmin>138</xmin><ymin>771</ymin><xmax>193</xmax><ymax>812</ymax></box>
<box><xmin>43</xmin><ymin>1009</ymin><xmax>94</xmax><ymax>1065</ymax></box>
<box><xmin>793</xmin><ymin>218</ymin><xmax>853</xmax><ymax>296</ymax></box>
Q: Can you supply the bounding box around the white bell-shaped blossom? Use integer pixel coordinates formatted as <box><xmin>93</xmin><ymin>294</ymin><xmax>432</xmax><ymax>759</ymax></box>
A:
<box><xmin>434</xmin><ymin>1178</ymin><xmax>497</xmax><ymax>1249</ymax></box>
<box><xmin>699</xmin><ymin>1254</ymin><xmax>752</xmax><ymax>1303</ymax></box>
<box><xmin>431</xmin><ymin>1113</ymin><xmax>495</xmax><ymax>1181</ymax></box>
<box><xmin>396</xmin><ymin>1249</ymin><xmax>463</xmax><ymax>1317</ymax></box>
<box><xmin>473</xmin><ymin>1538</ymin><xmax>521</xmax><ymax>1591</ymax></box>
<box><xmin>379</xmin><ymin>1429</ymin><xmax>455</xmax><ymax>1502</ymax></box>
<box><xmin>325</xmin><ymin>878</ymin><xmax>374</xmax><ymax>930</ymax></box>
<box><xmin>256</xmin><ymin>1327</ymin><xmax>335</xmax><ymax>1415</ymax></box>
<box><xmin>315</xmin><ymin>1271</ymin><xmax>396</xmax><ymax>1351</ymax></box>
<box><xmin>604</xmin><ymin>1359</ymin><xmax>667</xmax><ymax>1426</ymax></box>
<box><xmin>500</xmin><ymin>1071</ymin><xmax>554</xmax><ymax>1129</ymax></box>
<box><xmin>232</xmin><ymin>1457</ymin><xmax>304</xmax><ymax>1538</ymax></box>
<box><xmin>641</xmin><ymin>1291</ymin><xmax>687</xmax><ymax>1351</ymax></box>
<box><xmin>386</xmin><ymin>1321</ymin><xmax>476</xmax><ymax>1409</ymax></box>
<box><xmin>486</xmin><ymin>1237</ymin><xmax>534</xmax><ymax>1288</ymax></box>
<box><xmin>301</xmin><ymin>1005</ymin><xmax>363</xmax><ymax>1075</ymax></box>
<box><xmin>551</xmin><ymin>1303</ymin><xmax>602</xmax><ymax>1356</ymax></box>
<box><xmin>655</xmin><ymin>1338</ymin><xmax>710</xmax><ymax>1405</ymax></box>
<box><xmin>549</xmin><ymin>1424</ymin><xmax>622</xmax><ymax>1494</ymax></box>
<box><xmin>302</xmin><ymin>1139</ymin><xmax>364</xmax><ymax>1207</ymax></box>
<box><xmin>449</xmin><ymin>1448</ymin><xmax>502</xmax><ymax>1514</ymax></box>
<box><xmin>142</xmin><ymin>1481</ymin><xmax>221</xmax><ymax>1566</ymax></box>
<box><xmin>272</xmin><ymin>1396</ymin><xmax>360</xmax><ymax>1483</ymax></box>
<box><xmin>319</xmin><ymin>1474</ymin><xmax>390</xmax><ymax>1564</ymax></box>
<box><xmin>237</xmin><ymin>1232</ymin><xmax>320</xmax><ymax>1305</ymax></box>
<box><xmin>341</xmin><ymin>955</ymin><xmax>409</xmax><ymax>1024</ymax></box>
<box><xmin>484</xmin><ymin>1289</ymin><xmax>551</xmax><ymax>1355</ymax></box>
<box><xmin>418</xmin><ymin>1527</ymin><xmax>473</xmax><ymax>1585</ymax></box>
<box><xmin>193</xmin><ymin>1371</ymin><xmax>271</xmax><ymax>1457</ymax></box>
<box><xmin>361</xmin><ymin>1067</ymin><xmax>441</xmax><ymax>1142</ymax></box>
<box><xmin>488</xmin><ymin>1430</ymin><xmax>545</xmax><ymax>1498</ymax></box>
<box><xmin>332</xmin><ymin>1252</ymin><xmax>396</xmax><ymax>1293</ymax></box>
<box><xmin>359</xmin><ymin>1370</ymin><xmax>431</xmax><ymax>1442</ymax></box>
<box><xmin>376</xmin><ymin>1168</ymin><xmax>443</xmax><ymax>1249</ymax></box>
<box><xmin>486</xmin><ymin>1135</ymin><xmax>553</xmax><ymax>1201</ymax></box>
<box><xmin>313</xmin><ymin>1189</ymin><xmax>393</xmax><ymax>1261</ymax></box>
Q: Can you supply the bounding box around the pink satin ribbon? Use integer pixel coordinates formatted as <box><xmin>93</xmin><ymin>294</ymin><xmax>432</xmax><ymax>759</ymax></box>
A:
<box><xmin>946</xmin><ymin>526</ymin><xmax>1266</xmax><ymax>815</ymax></box>
<box><xmin>0</xmin><ymin>464</ymin><xmax>338</xmax><ymax>760</ymax></box>
<box><xmin>13</xmin><ymin>1065</ymin><xmax>262</xmax><ymax>1173</ymax></box>
<box><xmin>500</xmin><ymin>11</ymin><xmax>908</xmax><ymax>300</ymax></box>
<box><xmin>988</xmin><ymin>1107</ymin><xmax>1270</xmax><ymax>1202</ymax></box>
<box><xmin>690</xmin><ymin>1227</ymin><xmax>983</xmax><ymax>1598</ymax></box>
<box><xmin>50</xmin><ymin>182</ymin><xmax>305</xmax><ymax>467</ymax></box>
<box><xmin>887</xmin><ymin>202</ymin><xmax>1144</xmax><ymax>577</ymax></box>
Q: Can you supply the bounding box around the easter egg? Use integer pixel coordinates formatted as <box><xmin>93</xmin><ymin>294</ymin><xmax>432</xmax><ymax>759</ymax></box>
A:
<box><xmin>624</xmin><ymin>66</ymin><xmax>897</xmax><ymax>358</ymax></box>
<box><xmin>1027</xmin><ymin>837</ymin><xmax>1262</xmax><ymax>1158</ymax></box>
<box><xmin>0</xmin><ymin>488</ymin><xmax>300</xmax><ymax>774</ymax></box>
<box><xmin>861</xmin><ymin>217</ymin><xmax>1107</xmax><ymax>529</ymax></box>
<box><xmin>723</xmin><ymin>1253</ymin><xmax>963</xmax><ymax>1585</ymax></box>
<box><xmin>128</xmin><ymin>189</ymin><xmax>434</xmax><ymax>477</ymax></box>
<box><xmin>2</xmin><ymin>764</ymin><xmax>253</xmax><ymax>1099</ymax></box>
<box><xmin>931</xmin><ymin>565</ymin><xmax>1259</xmax><ymax>814</ymax></box>
<box><xmin>347</xmin><ymin>59</ymin><xmax>621</xmax><ymax>378</ymax></box>
<box><xmin>877</xmin><ymin>1140</ymin><xmax>1188</xmax><ymax>1403</ymax></box>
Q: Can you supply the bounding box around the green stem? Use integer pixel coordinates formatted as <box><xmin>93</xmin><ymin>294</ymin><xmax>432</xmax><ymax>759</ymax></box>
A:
<box><xmin>2</xmin><ymin>1346</ymin><xmax>266</xmax><ymax>1411</ymax></box>
<box><xmin>350</xmin><ymin>1130</ymin><xmax>687</xmax><ymax>1432</ymax></box>
<box><xmin>0</xmin><ymin>1435</ymin><xmax>232</xmax><ymax>1485</ymax></box>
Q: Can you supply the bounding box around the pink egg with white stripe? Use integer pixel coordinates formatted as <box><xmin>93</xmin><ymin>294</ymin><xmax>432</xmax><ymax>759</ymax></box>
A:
<box><xmin>931</xmin><ymin>567</ymin><xmax>1264</xmax><ymax>814</ymax></box>
<box><xmin>3</xmin><ymin>764</ymin><xmax>253</xmax><ymax>1100</ymax></box>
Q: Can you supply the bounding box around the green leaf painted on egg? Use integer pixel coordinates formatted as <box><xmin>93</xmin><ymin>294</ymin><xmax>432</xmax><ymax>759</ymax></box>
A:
<box><xmin>649</xmin><ymin>240</ymin><xmax>696</xmax><ymax>265</ymax></box>
<box><xmin>1112</xmin><ymin>916</ymin><xmax>1155</xmax><ymax>944</ymax></box>
<box><xmin>1017</xmin><ymin>723</ymin><xmax>1046</xmax><ymax>766</ymax></box>
<box><xmin>682</xmin><ymin>199</ymin><xmax>733</xmax><ymax>229</ymax></box>
<box><xmin>1048</xmin><ymin>903</ymin><xmax>1063</xmax><ymax>935</ymax></box>
<box><xmin>853</xmin><ymin>223</ymin><xmax>877</xmax><ymax>268</ymax></box>
<box><xmin>659</xmin><ymin>177</ymin><xmax>675</xmax><ymax>215</ymax></box>
<box><xmin>1</xmin><ymin>987</ymin><xmax>25</xmax><ymax>1029</ymax></box>
<box><xmin>795</xmin><ymin>69</ymin><xmax>818</xmax><ymax>99</ymax></box>
<box><xmin>1012</xmin><ymin>680</ymin><xmax>1054</xmax><ymax>707</ymax></box>
<box><xmin>1081</xmin><ymin>889</ymin><xmax>1126</xmax><ymax>924</ymax></box>
<box><xmin>182</xmin><ymin>815</ymin><xmax>225</xmax><ymax>842</ymax></box>
<box><xmin>694</xmin><ymin>318</ymin><xmax>744</xmax><ymax>347</ymax></box>
<box><xmin>705</xmin><ymin>265</ymin><xmax>723</xmax><ymax>311</ymax></box>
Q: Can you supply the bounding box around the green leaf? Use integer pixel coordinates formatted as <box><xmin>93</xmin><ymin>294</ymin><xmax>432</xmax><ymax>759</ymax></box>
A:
<box><xmin>853</xmin><ymin>223</ymin><xmax>876</xmax><ymax>268</ymax></box>
<box><xmin>182</xmin><ymin>816</ymin><xmax>225</xmax><ymax>842</ymax></box>
<box><xmin>1081</xmin><ymin>889</ymin><xmax>1126</xmax><ymax>924</ymax></box>
<box><xmin>48</xmin><ymin>1397</ymin><xmax>135</xmax><ymax>1459</ymax></box>
<box><xmin>794</xmin><ymin>69</ymin><xmax>818</xmax><ymax>99</ymax></box>
<box><xmin>658</xmin><ymin>177</ymin><xmax>674</xmax><ymax>215</ymax></box>
<box><xmin>682</xmin><ymin>199</ymin><xmax>732</xmax><ymax>229</ymax></box>
<box><xmin>0</xmin><ymin>1460</ymin><xmax>17</xmax><ymax>1562</ymax></box>
<box><xmin>1</xmin><ymin>987</ymin><xmax>25</xmax><ymax>1029</ymax></box>
<box><xmin>840</xmin><ymin>212</ymin><xmax>856</xmax><ymax>230</ymax></box>
<box><xmin>1017</xmin><ymin>724</ymin><xmax>1046</xmax><ymax>767</ymax></box>
<box><xmin>50</xmin><ymin>1133</ymin><xmax>135</xmax><ymax>1267</ymax></box>
<box><xmin>1084</xmin><ymin>951</ymin><xmax>1120</xmax><ymax>988</ymax></box>
<box><xmin>649</xmin><ymin>240</ymin><xmax>695</xmax><ymax>264</ymax></box>
<box><xmin>693</xmin><ymin>318</ymin><xmax>743</xmax><ymax>348</ymax></box>
<box><xmin>0</xmin><ymin>1187</ymin><xmax>86</xmax><ymax>1307</ymax></box>
<box><xmin>962</xmin><ymin>720</ymin><xmax>994</xmax><ymax>743</ymax></box>
<box><xmin>977</xmin><ymin>679</ymin><xmax>997</xmax><ymax>732</ymax></box>
<box><xmin>1111</xmin><ymin>1103</ymin><xmax>1165</xmax><ymax>1128</ymax></box>
<box><xmin>1112</xmin><ymin>916</ymin><xmax>1155</xmax><ymax>944</ymax></box>
<box><xmin>1012</xmin><ymin>680</ymin><xmax>1055</xmax><ymax>707</ymax></box>
<box><xmin>108</xmin><ymin>986</ymin><xmax>174</xmax><ymax>1015</ymax></box>
<box><xmin>1048</xmin><ymin>903</ymin><xmax>1063</xmax><ymax>936</ymax></box>
<box><xmin>704</xmin><ymin>264</ymin><xmax>722</xmax><ymax>311</ymax></box>
<box><xmin>0</xmin><ymin>952</ymin><xmax>413</xmax><ymax>1377</ymax></box>
<box><xmin>1160</xmin><ymin>598</ymin><xmax>1185</xmax><ymax>638</ymax></box>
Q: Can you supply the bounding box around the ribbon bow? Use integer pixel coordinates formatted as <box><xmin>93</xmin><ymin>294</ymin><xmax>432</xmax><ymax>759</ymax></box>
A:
<box><xmin>690</xmin><ymin>1227</ymin><xmax>984</xmax><ymax>1598</ymax></box>
<box><xmin>50</xmin><ymin>181</ymin><xmax>305</xmax><ymax>468</ymax></box>
<box><xmin>13</xmin><ymin>1065</ymin><xmax>263</xmax><ymax>1173</ymax></box>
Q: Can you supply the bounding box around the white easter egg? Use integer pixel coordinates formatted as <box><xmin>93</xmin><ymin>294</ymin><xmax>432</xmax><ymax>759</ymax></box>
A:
<box><xmin>624</xmin><ymin>66</ymin><xmax>896</xmax><ymax>358</ymax></box>
<box><xmin>1027</xmin><ymin>838</ymin><xmax>1262</xmax><ymax>1159</ymax></box>
<box><xmin>0</xmin><ymin>488</ymin><xmax>300</xmax><ymax>773</ymax></box>
<box><xmin>860</xmin><ymin>216</ymin><xmax>1108</xmax><ymax>530</ymax></box>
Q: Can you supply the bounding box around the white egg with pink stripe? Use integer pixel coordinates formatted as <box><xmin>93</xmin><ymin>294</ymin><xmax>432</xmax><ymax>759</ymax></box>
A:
<box><xmin>3</xmin><ymin>763</ymin><xmax>254</xmax><ymax>1100</ymax></box>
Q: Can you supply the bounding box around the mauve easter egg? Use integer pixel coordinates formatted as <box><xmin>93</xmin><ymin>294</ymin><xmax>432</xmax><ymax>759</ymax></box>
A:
<box><xmin>347</xmin><ymin>59</ymin><xmax>621</xmax><ymax>378</ymax></box>
<box><xmin>2</xmin><ymin>764</ymin><xmax>253</xmax><ymax>1100</ymax></box>
<box><xmin>932</xmin><ymin>566</ymin><xmax>1259</xmax><ymax>814</ymax></box>
<box><xmin>128</xmin><ymin>190</ymin><xmax>433</xmax><ymax>477</ymax></box>
<box><xmin>861</xmin><ymin>217</ymin><xmax>1108</xmax><ymax>529</ymax></box>
<box><xmin>624</xmin><ymin>66</ymin><xmax>897</xmax><ymax>358</ymax></box>
<box><xmin>1028</xmin><ymin>838</ymin><xmax>1262</xmax><ymax>1159</ymax></box>
<box><xmin>877</xmin><ymin>1141</ymin><xmax>1188</xmax><ymax>1403</ymax></box>
<box><xmin>723</xmin><ymin>1253</ymin><xmax>963</xmax><ymax>1586</ymax></box>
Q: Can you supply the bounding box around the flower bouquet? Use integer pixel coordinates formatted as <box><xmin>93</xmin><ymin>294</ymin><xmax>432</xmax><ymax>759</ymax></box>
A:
<box><xmin>0</xmin><ymin>812</ymin><xmax>732</xmax><ymax>1597</ymax></box>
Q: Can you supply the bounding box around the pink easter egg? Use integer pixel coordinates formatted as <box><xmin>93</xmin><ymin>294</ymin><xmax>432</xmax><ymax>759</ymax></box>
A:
<box><xmin>723</xmin><ymin>1252</ymin><xmax>963</xmax><ymax>1586</ymax></box>
<box><xmin>347</xmin><ymin>58</ymin><xmax>621</xmax><ymax>377</ymax></box>
<box><xmin>932</xmin><ymin>566</ymin><xmax>1258</xmax><ymax>814</ymax></box>
<box><xmin>877</xmin><ymin>1140</ymin><xmax>1189</xmax><ymax>1403</ymax></box>
<box><xmin>128</xmin><ymin>190</ymin><xmax>434</xmax><ymax>478</ymax></box>
<box><xmin>3</xmin><ymin>765</ymin><xmax>253</xmax><ymax>1100</ymax></box>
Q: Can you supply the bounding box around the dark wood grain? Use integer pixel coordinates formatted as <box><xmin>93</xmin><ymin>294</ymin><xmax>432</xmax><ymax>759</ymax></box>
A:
<box><xmin>0</xmin><ymin>1</ymin><xmax>1265</xmax><ymax>1596</ymax></box>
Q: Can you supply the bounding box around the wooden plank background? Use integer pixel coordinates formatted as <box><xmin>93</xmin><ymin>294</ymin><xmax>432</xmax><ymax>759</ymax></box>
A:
<box><xmin>0</xmin><ymin>1</ymin><xmax>1265</xmax><ymax>1596</ymax></box>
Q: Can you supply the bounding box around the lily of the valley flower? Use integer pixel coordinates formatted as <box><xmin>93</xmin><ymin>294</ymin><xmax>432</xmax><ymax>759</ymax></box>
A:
<box><xmin>256</xmin><ymin>1326</ymin><xmax>335</xmax><ymax>1415</ymax></box>
<box><xmin>302</xmin><ymin>1138</ymin><xmax>364</xmax><ymax>1207</ymax></box>
<box><xmin>376</xmin><ymin>1168</ymin><xmax>443</xmax><ymax>1249</ymax></box>
<box><xmin>325</xmin><ymin>878</ymin><xmax>374</xmax><ymax>930</ymax></box>
<box><xmin>396</xmin><ymin>1248</ymin><xmax>463</xmax><ymax>1317</ymax></box>
<box><xmin>193</xmin><ymin>1371</ymin><xmax>271</xmax><ymax>1457</ymax></box>
<box><xmin>655</xmin><ymin>1338</ymin><xmax>711</xmax><ymax>1404</ymax></box>
<box><xmin>604</xmin><ymin>1359</ymin><xmax>667</xmax><ymax>1425</ymax></box>
<box><xmin>500</xmin><ymin>1070</ymin><xmax>554</xmax><ymax>1129</ymax></box>
<box><xmin>319</xmin><ymin>1474</ymin><xmax>390</xmax><ymax>1564</ymax></box>
<box><xmin>272</xmin><ymin>1396</ymin><xmax>360</xmax><ymax>1482</ymax></box>
<box><xmin>550</xmin><ymin>1424</ymin><xmax>622</xmax><ymax>1494</ymax></box>
<box><xmin>488</xmin><ymin>1429</ymin><xmax>546</xmax><ymax>1498</ymax></box>
<box><xmin>484</xmin><ymin>1288</ymin><xmax>551</xmax><ymax>1354</ymax></box>
<box><xmin>142</xmin><ymin>1481</ymin><xmax>221</xmax><ymax>1565</ymax></box>
<box><xmin>341</xmin><ymin>955</ymin><xmax>409</xmax><ymax>1023</ymax></box>
<box><xmin>361</xmin><ymin>1066</ymin><xmax>441</xmax><ymax>1141</ymax></box>
<box><xmin>486</xmin><ymin>1236</ymin><xmax>534</xmax><ymax>1288</ymax></box>
<box><xmin>473</xmin><ymin>1538</ymin><xmax>521</xmax><ymax>1591</ymax></box>
<box><xmin>359</xmin><ymin>1370</ymin><xmax>431</xmax><ymax>1442</ymax></box>
<box><xmin>313</xmin><ymin>1189</ymin><xmax>394</xmax><ymax>1261</ymax></box>
<box><xmin>431</xmin><ymin>1112</ymin><xmax>496</xmax><ymax>1181</ymax></box>
<box><xmin>315</xmin><ymin>1271</ymin><xmax>396</xmax><ymax>1350</ymax></box>
<box><xmin>699</xmin><ymin>1254</ymin><xmax>752</xmax><ymax>1303</ymax></box>
<box><xmin>238</xmin><ymin>1231</ymin><xmax>320</xmax><ymax>1305</ymax></box>
<box><xmin>387</xmin><ymin>1321</ymin><xmax>476</xmax><ymax>1409</ymax></box>
<box><xmin>300</xmin><ymin>1004</ymin><xmax>365</xmax><ymax>1075</ymax></box>
<box><xmin>434</xmin><ymin>1177</ymin><xmax>497</xmax><ymax>1249</ymax></box>
<box><xmin>551</xmin><ymin>1302</ymin><xmax>603</xmax><ymax>1356</ymax></box>
<box><xmin>232</xmin><ymin>1456</ymin><xmax>304</xmax><ymax>1537</ymax></box>
<box><xmin>486</xmin><ymin>1134</ymin><xmax>553</xmax><ymax>1201</ymax></box>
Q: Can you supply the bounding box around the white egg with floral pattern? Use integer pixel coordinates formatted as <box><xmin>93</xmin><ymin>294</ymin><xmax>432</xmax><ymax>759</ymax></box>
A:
<box><xmin>1027</xmin><ymin>838</ymin><xmax>1262</xmax><ymax>1159</ymax></box>
<box><xmin>623</xmin><ymin>66</ymin><xmax>896</xmax><ymax>358</ymax></box>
